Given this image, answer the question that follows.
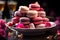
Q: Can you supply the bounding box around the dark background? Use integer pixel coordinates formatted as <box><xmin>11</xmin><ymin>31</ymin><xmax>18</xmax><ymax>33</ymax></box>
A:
<box><xmin>2</xmin><ymin>0</ymin><xmax>60</xmax><ymax>19</ymax></box>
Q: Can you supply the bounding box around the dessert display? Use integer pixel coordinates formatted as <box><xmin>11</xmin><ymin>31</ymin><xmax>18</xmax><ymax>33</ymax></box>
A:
<box><xmin>6</xmin><ymin>2</ymin><xmax>57</xmax><ymax>40</ymax></box>
<box><xmin>6</xmin><ymin>2</ymin><xmax>56</xmax><ymax>29</ymax></box>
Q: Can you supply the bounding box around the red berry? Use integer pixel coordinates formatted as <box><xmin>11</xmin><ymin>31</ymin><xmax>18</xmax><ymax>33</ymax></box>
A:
<box><xmin>7</xmin><ymin>22</ymin><xmax>13</xmax><ymax>27</ymax></box>
<box><xmin>45</xmin><ymin>22</ymin><xmax>51</xmax><ymax>27</ymax></box>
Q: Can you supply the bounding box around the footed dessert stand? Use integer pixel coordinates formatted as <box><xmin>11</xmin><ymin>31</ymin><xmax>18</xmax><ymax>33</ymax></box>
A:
<box><xmin>6</xmin><ymin>22</ymin><xmax>57</xmax><ymax>40</ymax></box>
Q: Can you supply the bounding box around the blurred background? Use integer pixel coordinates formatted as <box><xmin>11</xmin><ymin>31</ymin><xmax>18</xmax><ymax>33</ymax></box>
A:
<box><xmin>0</xmin><ymin>0</ymin><xmax>60</xmax><ymax>22</ymax></box>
